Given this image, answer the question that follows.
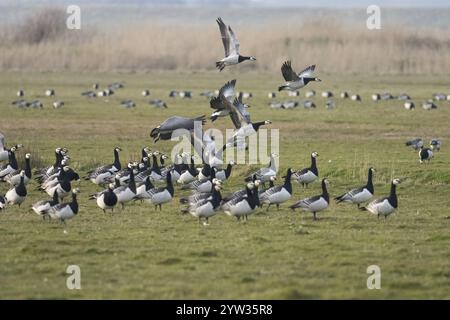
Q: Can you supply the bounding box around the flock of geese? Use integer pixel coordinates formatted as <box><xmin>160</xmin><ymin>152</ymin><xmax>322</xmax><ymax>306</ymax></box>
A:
<box><xmin>1</xmin><ymin>17</ymin><xmax>444</xmax><ymax>226</ymax></box>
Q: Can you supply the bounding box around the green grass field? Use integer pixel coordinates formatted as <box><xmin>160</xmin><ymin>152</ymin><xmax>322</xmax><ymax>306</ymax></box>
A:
<box><xmin>0</xmin><ymin>71</ymin><xmax>449</xmax><ymax>299</ymax></box>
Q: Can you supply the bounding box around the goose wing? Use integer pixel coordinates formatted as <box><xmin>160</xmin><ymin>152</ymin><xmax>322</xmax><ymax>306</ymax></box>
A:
<box><xmin>217</xmin><ymin>17</ymin><xmax>231</xmax><ymax>57</ymax></box>
<box><xmin>297</xmin><ymin>64</ymin><xmax>316</xmax><ymax>78</ymax></box>
<box><xmin>227</xmin><ymin>25</ymin><xmax>240</xmax><ymax>55</ymax></box>
<box><xmin>281</xmin><ymin>61</ymin><xmax>300</xmax><ymax>82</ymax></box>
<box><xmin>259</xmin><ymin>185</ymin><xmax>282</xmax><ymax>201</ymax></box>
<box><xmin>0</xmin><ymin>132</ymin><xmax>4</xmax><ymax>151</ymax></box>
<box><xmin>222</xmin><ymin>96</ymin><xmax>251</xmax><ymax>129</ymax></box>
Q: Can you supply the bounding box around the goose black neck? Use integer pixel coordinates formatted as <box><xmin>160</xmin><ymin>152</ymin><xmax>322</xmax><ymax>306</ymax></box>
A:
<box><xmin>113</xmin><ymin>150</ymin><xmax>121</xmax><ymax>170</ymax></box>
<box><xmin>145</xmin><ymin>177</ymin><xmax>154</xmax><ymax>190</ymax></box>
<box><xmin>367</xmin><ymin>169</ymin><xmax>374</xmax><ymax>193</ymax></box>
<box><xmin>211</xmin><ymin>187</ymin><xmax>222</xmax><ymax>209</ymax></box>
<box><xmin>238</xmin><ymin>55</ymin><xmax>251</xmax><ymax>62</ymax></box>
<box><xmin>252</xmin><ymin>121</ymin><xmax>266</xmax><ymax>132</ymax></box>
<box><xmin>246</xmin><ymin>186</ymin><xmax>257</xmax><ymax>209</ymax></box>
<box><xmin>9</xmin><ymin>151</ymin><xmax>18</xmax><ymax>169</ymax></box>
<box><xmin>283</xmin><ymin>170</ymin><xmax>293</xmax><ymax>194</ymax></box>
<box><xmin>54</xmin><ymin>151</ymin><xmax>62</xmax><ymax>167</ymax></box>
<box><xmin>310</xmin><ymin>156</ymin><xmax>318</xmax><ymax>175</ymax></box>
<box><xmin>51</xmin><ymin>191</ymin><xmax>59</xmax><ymax>205</ymax></box>
<box><xmin>252</xmin><ymin>186</ymin><xmax>260</xmax><ymax>208</ymax></box>
<box><xmin>225</xmin><ymin>163</ymin><xmax>233</xmax><ymax>178</ymax></box>
<box><xmin>166</xmin><ymin>173</ymin><xmax>174</xmax><ymax>196</ymax></box>
<box><xmin>16</xmin><ymin>176</ymin><xmax>27</xmax><ymax>197</ymax></box>
<box><xmin>303</xmin><ymin>77</ymin><xmax>316</xmax><ymax>85</ymax></box>
<box><xmin>141</xmin><ymin>148</ymin><xmax>147</xmax><ymax>162</ymax></box>
<box><xmin>389</xmin><ymin>182</ymin><xmax>398</xmax><ymax>208</ymax></box>
<box><xmin>202</xmin><ymin>163</ymin><xmax>211</xmax><ymax>177</ymax></box>
<box><xmin>25</xmin><ymin>158</ymin><xmax>32</xmax><ymax>178</ymax></box>
<box><xmin>321</xmin><ymin>180</ymin><xmax>329</xmax><ymax>203</ymax></box>
<box><xmin>129</xmin><ymin>168</ymin><xmax>136</xmax><ymax>193</ymax></box>
<box><xmin>69</xmin><ymin>193</ymin><xmax>79</xmax><ymax>214</ymax></box>
<box><xmin>151</xmin><ymin>155</ymin><xmax>161</xmax><ymax>175</ymax></box>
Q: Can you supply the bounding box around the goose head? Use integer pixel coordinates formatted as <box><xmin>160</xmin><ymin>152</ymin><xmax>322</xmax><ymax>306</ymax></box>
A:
<box><xmin>269</xmin><ymin>176</ymin><xmax>277</xmax><ymax>182</ymax></box>
<box><xmin>249</xmin><ymin>56</ymin><xmax>256</xmax><ymax>61</ymax></box>
<box><xmin>143</xmin><ymin>146</ymin><xmax>150</xmax><ymax>153</ymax></box>
<box><xmin>63</xmin><ymin>166</ymin><xmax>70</xmax><ymax>172</ymax></box>
<box><xmin>392</xmin><ymin>178</ymin><xmax>402</xmax><ymax>185</ymax></box>
<box><xmin>311</xmin><ymin>151</ymin><xmax>319</xmax><ymax>158</ymax></box>
<box><xmin>25</xmin><ymin>153</ymin><xmax>31</xmax><ymax>159</ymax></box>
<box><xmin>254</xmin><ymin>180</ymin><xmax>261</xmax><ymax>187</ymax></box>
<box><xmin>19</xmin><ymin>170</ymin><xmax>25</xmax><ymax>177</ymax></box>
<box><xmin>264</xmin><ymin>120</ymin><xmax>272</xmax><ymax>125</ymax></box>
<box><xmin>72</xmin><ymin>188</ymin><xmax>81</xmax><ymax>194</ymax></box>
<box><xmin>314</xmin><ymin>77</ymin><xmax>322</xmax><ymax>82</ymax></box>
<box><xmin>115</xmin><ymin>147</ymin><xmax>122</xmax><ymax>152</ymax></box>
<box><xmin>246</xmin><ymin>182</ymin><xmax>255</xmax><ymax>189</ymax></box>
<box><xmin>108</xmin><ymin>183</ymin><xmax>115</xmax><ymax>190</ymax></box>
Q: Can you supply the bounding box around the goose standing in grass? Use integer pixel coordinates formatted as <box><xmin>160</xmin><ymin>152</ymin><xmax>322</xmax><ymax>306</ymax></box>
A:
<box><xmin>306</xmin><ymin>90</ymin><xmax>316</xmax><ymax>98</ymax></box>
<box><xmin>0</xmin><ymin>146</ymin><xmax>19</xmax><ymax>180</ymax></box>
<box><xmin>45</xmin><ymin>89</ymin><xmax>55</xmax><ymax>97</ymax></box>
<box><xmin>259</xmin><ymin>168</ymin><xmax>293</xmax><ymax>211</ymax></box>
<box><xmin>43</xmin><ymin>166</ymin><xmax>79</xmax><ymax>200</ymax></box>
<box><xmin>244</xmin><ymin>153</ymin><xmax>278</xmax><ymax>186</ymax></box>
<box><xmin>149</xmin><ymin>99</ymin><xmax>168</xmax><ymax>108</ymax></box>
<box><xmin>34</xmin><ymin>147</ymin><xmax>68</xmax><ymax>181</ymax></box>
<box><xmin>360</xmin><ymin>178</ymin><xmax>401</xmax><ymax>219</ymax></box>
<box><xmin>430</xmin><ymin>139</ymin><xmax>441</xmax><ymax>151</ymax></box>
<box><xmin>222</xmin><ymin>181</ymin><xmax>260</xmax><ymax>221</ymax></box>
<box><xmin>335</xmin><ymin>167</ymin><xmax>375</xmax><ymax>208</ymax></box>
<box><xmin>150</xmin><ymin>115</ymin><xmax>206</xmax><ymax>142</ymax></box>
<box><xmin>215</xmin><ymin>17</ymin><xmax>256</xmax><ymax>71</ymax></box>
<box><xmin>113</xmin><ymin>163</ymin><xmax>137</xmax><ymax>209</ymax></box>
<box><xmin>303</xmin><ymin>100</ymin><xmax>316</xmax><ymax>109</ymax></box>
<box><xmin>341</xmin><ymin>91</ymin><xmax>349</xmax><ymax>99</ymax></box>
<box><xmin>142</xmin><ymin>172</ymin><xmax>174</xmax><ymax>211</ymax></box>
<box><xmin>182</xmin><ymin>170</ymin><xmax>217</xmax><ymax>194</ymax></box>
<box><xmin>290</xmin><ymin>178</ymin><xmax>330</xmax><ymax>220</ymax></box>
<box><xmin>53</xmin><ymin>101</ymin><xmax>64</xmax><ymax>109</ymax></box>
<box><xmin>404</xmin><ymin>101</ymin><xmax>415</xmax><ymax>110</ymax></box>
<box><xmin>5</xmin><ymin>153</ymin><xmax>32</xmax><ymax>186</ymax></box>
<box><xmin>278</xmin><ymin>61</ymin><xmax>320</xmax><ymax>92</ymax></box>
<box><xmin>321</xmin><ymin>91</ymin><xmax>333</xmax><ymax>98</ymax></box>
<box><xmin>4</xmin><ymin>171</ymin><xmax>27</xmax><ymax>207</ymax></box>
<box><xmin>326</xmin><ymin>100</ymin><xmax>335</xmax><ymax>110</ymax></box>
<box><xmin>86</xmin><ymin>147</ymin><xmax>121</xmax><ymax>185</ymax></box>
<box><xmin>405</xmin><ymin>138</ymin><xmax>423</xmax><ymax>150</ymax></box>
<box><xmin>82</xmin><ymin>90</ymin><xmax>97</xmax><ymax>98</ymax></box>
<box><xmin>397</xmin><ymin>93</ymin><xmax>410</xmax><ymax>100</ymax></box>
<box><xmin>422</xmin><ymin>100</ymin><xmax>437</xmax><ymax>110</ymax></box>
<box><xmin>177</xmin><ymin>155</ymin><xmax>199</xmax><ymax>184</ymax></box>
<box><xmin>92</xmin><ymin>183</ymin><xmax>118</xmax><ymax>213</ymax></box>
<box><xmin>351</xmin><ymin>94</ymin><xmax>361</xmax><ymax>101</ymax></box>
<box><xmin>32</xmin><ymin>190</ymin><xmax>59</xmax><ymax>219</ymax></box>
<box><xmin>293</xmin><ymin>152</ymin><xmax>319</xmax><ymax>188</ymax></box>
<box><xmin>419</xmin><ymin>146</ymin><xmax>433</xmax><ymax>163</ymax></box>
<box><xmin>17</xmin><ymin>89</ymin><xmax>24</xmax><ymax>97</ymax></box>
<box><xmin>142</xmin><ymin>89</ymin><xmax>150</xmax><ymax>97</ymax></box>
<box><xmin>183</xmin><ymin>182</ymin><xmax>222</xmax><ymax>225</ymax></box>
<box><xmin>214</xmin><ymin>160</ymin><xmax>235</xmax><ymax>182</ymax></box>
<box><xmin>121</xmin><ymin>100</ymin><xmax>136</xmax><ymax>108</ymax></box>
<box><xmin>288</xmin><ymin>91</ymin><xmax>300</xmax><ymax>97</ymax></box>
<box><xmin>46</xmin><ymin>188</ymin><xmax>80</xmax><ymax>225</ymax></box>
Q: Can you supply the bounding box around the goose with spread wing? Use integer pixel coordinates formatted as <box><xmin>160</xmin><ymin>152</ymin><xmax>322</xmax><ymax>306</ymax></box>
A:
<box><xmin>150</xmin><ymin>115</ymin><xmax>206</xmax><ymax>142</ymax></box>
<box><xmin>216</xmin><ymin>17</ymin><xmax>256</xmax><ymax>71</ymax></box>
<box><xmin>210</xmin><ymin>79</ymin><xmax>237</xmax><ymax>121</ymax></box>
<box><xmin>278</xmin><ymin>61</ymin><xmax>321</xmax><ymax>92</ymax></box>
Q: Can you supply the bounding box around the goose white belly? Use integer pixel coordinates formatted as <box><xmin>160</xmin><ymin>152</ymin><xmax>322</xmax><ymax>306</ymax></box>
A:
<box><xmin>149</xmin><ymin>189</ymin><xmax>172</xmax><ymax>205</ymax></box>
<box><xmin>267</xmin><ymin>188</ymin><xmax>291</xmax><ymax>204</ymax></box>
<box><xmin>96</xmin><ymin>194</ymin><xmax>110</xmax><ymax>209</ymax></box>
<box><xmin>303</xmin><ymin>197</ymin><xmax>328</xmax><ymax>212</ymax></box>
<box><xmin>178</xmin><ymin>171</ymin><xmax>196</xmax><ymax>184</ymax></box>
<box><xmin>52</xmin><ymin>206</ymin><xmax>75</xmax><ymax>220</ymax></box>
<box><xmin>367</xmin><ymin>199</ymin><xmax>395</xmax><ymax>216</ymax></box>
<box><xmin>169</xmin><ymin>170</ymin><xmax>181</xmax><ymax>181</ymax></box>
<box><xmin>5</xmin><ymin>188</ymin><xmax>25</xmax><ymax>205</ymax></box>
<box><xmin>7</xmin><ymin>174</ymin><xmax>30</xmax><ymax>186</ymax></box>
<box><xmin>297</xmin><ymin>171</ymin><xmax>317</xmax><ymax>184</ymax></box>
<box><xmin>286</xmin><ymin>80</ymin><xmax>304</xmax><ymax>90</ymax></box>
<box><xmin>259</xmin><ymin>169</ymin><xmax>276</xmax><ymax>182</ymax></box>
<box><xmin>136</xmin><ymin>184</ymin><xmax>148</xmax><ymax>197</ymax></box>
<box><xmin>190</xmin><ymin>202</ymin><xmax>217</xmax><ymax>218</ymax></box>
<box><xmin>196</xmin><ymin>180</ymin><xmax>212</xmax><ymax>193</ymax></box>
<box><xmin>220</xmin><ymin>54</ymin><xmax>239</xmax><ymax>65</ymax></box>
<box><xmin>350</xmin><ymin>188</ymin><xmax>373</xmax><ymax>204</ymax></box>
<box><xmin>235</xmin><ymin>124</ymin><xmax>256</xmax><ymax>138</ymax></box>
<box><xmin>91</xmin><ymin>171</ymin><xmax>113</xmax><ymax>184</ymax></box>
<box><xmin>46</xmin><ymin>185</ymin><xmax>69</xmax><ymax>198</ymax></box>
<box><xmin>223</xmin><ymin>199</ymin><xmax>252</xmax><ymax>217</ymax></box>
<box><xmin>32</xmin><ymin>201</ymin><xmax>52</xmax><ymax>215</ymax></box>
<box><xmin>0</xmin><ymin>150</ymin><xmax>8</xmax><ymax>162</ymax></box>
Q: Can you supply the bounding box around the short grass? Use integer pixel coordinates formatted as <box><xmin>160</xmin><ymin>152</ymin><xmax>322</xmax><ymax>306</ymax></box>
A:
<box><xmin>0</xmin><ymin>71</ymin><xmax>449</xmax><ymax>299</ymax></box>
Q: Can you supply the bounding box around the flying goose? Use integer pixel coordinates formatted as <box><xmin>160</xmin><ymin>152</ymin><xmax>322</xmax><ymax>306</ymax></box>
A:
<box><xmin>183</xmin><ymin>182</ymin><xmax>222</xmax><ymax>225</ymax></box>
<box><xmin>113</xmin><ymin>163</ymin><xmax>137</xmax><ymax>209</ymax></box>
<box><xmin>259</xmin><ymin>168</ymin><xmax>293</xmax><ymax>211</ymax></box>
<box><xmin>335</xmin><ymin>167</ymin><xmax>375</xmax><ymax>208</ymax></box>
<box><xmin>360</xmin><ymin>178</ymin><xmax>401</xmax><ymax>219</ymax></box>
<box><xmin>405</xmin><ymin>138</ymin><xmax>423</xmax><ymax>150</ymax></box>
<box><xmin>4</xmin><ymin>170</ymin><xmax>27</xmax><ymax>207</ymax></box>
<box><xmin>244</xmin><ymin>153</ymin><xmax>278</xmax><ymax>185</ymax></box>
<box><xmin>32</xmin><ymin>190</ymin><xmax>59</xmax><ymax>219</ymax></box>
<box><xmin>419</xmin><ymin>146</ymin><xmax>433</xmax><ymax>163</ymax></box>
<box><xmin>86</xmin><ymin>147</ymin><xmax>122</xmax><ymax>185</ymax></box>
<box><xmin>90</xmin><ymin>183</ymin><xmax>118</xmax><ymax>213</ymax></box>
<box><xmin>222</xmin><ymin>181</ymin><xmax>260</xmax><ymax>221</ymax></box>
<box><xmin>293</xmin><ymin>152</ymin><xmax>319</xmax><ymax>187</ymax></box>
<box><xmin>142</xmin><ymin>171</ymin><xmax>174</xmax><ymax>210</ymax></box>
<box><xmin>0</xmin><ymin>146</ymin><xmax>19</xmax><ymax>180</ymax></box>
<box><xmin>46</xmin><ymin>188</ymin><xmax>80</xmax><ymax>225</ymax></box>
<box><xmin>5</xmin><ymin>153</ymin><xmax>32</xmax><ymax>186</ymax></box>
<box><xmin>210</xmin><ymin>79</ymin><xmax>237</xmax><ymax>121</ymax></box>
<box><xmin>278</xmin><ymin>61</ymin><xmax>320</xmax><ymax>92</ymax></box>
<box><xmin>404</xmin><ymin>101</ymin><xmax>415</xmax><ymax>110</ymax></box>
<box><xmin>150</xmin><ymin>115</ymin><xmax>206</xmax><ymax>142</ymax></box>
<box><xmin>290</xmin><ymin>178</ymin><xmax>330</xmax><ymax>220</ymax></box>
<box><xmin>430</xmin><ymin>139</ymin><xmax>441</xmax><ymax>151</ymax></box>
<box><xmin>216</xmin><ymin>17</ymin><xmax>256</xmax><ymax>71</ymax></box>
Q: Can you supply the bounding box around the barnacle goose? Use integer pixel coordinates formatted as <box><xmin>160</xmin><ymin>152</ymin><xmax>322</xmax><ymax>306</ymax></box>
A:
<box><xmin>92</xmin><ymin>183</ymin><xmax>118</xmax><ymax>213</ymax></box>
<box><xmin>430</xmin><ymin>139</ymin><xmax>441</xmax><ymax>151</ymax></box>
<box><xmin>293</xmin><ymin>152</ymin><xmax>319</xmax><ymax>187</ymax></box>
<box><xmin>0</xmin><ymin>146</ymin><xmax>19</xmax><ymax>180</ymax></box>
<box><xmin>419</xmin><ymin>146</ymin><xmax>433</xmax><ymax>163</ymax></box>
<box><xmin>288</xmin><ymin>91</ymin><xmax>300</xmax><ymax>97</ymax></box>
<box><xmin>210</xmin><ymin>80</ymin><xmax>237</xmax><ymax>121</ymax></box>
<box><xmin>351</xmin><ymin>94</ymin><xmax>361</xmax><ymax>101</ymax></box>
<box><xmin>5</xmin><ymin>153</ymin><xmax>32</xmax><ymax>186</ymax></box>
<box><xmin>306</xmin><ymin>90</ymin><xmax>316</xmax><ymax>98</ymax></box>
<box><xmin>150</xmin><ymin>116</ymin><xmax>206</xmax><ymax>142</ymax></box>
<box><xmin>245</xmin><ymin>153</ymin><xmax>278</xmax><ymax>185</ymax></box>
<box><xmin>121</xmin><ymin>100</ymin><xmax>136</xmax><ymax>108</ymax></box>
<box><xmin>405</xmin><ymin>138</ymin><xmax>423</xmax><ymax>150</ymax></box>
<box><xmin>32</xmin><ymin>190</ymin><xmax>59</xmax><ymax>219</ymax></box>
<box><xmin>341</xmin><ymin>91</ymin><xmax>349</xmax><ymax>99</ymax></box>
<box><xmin>86</xmin><ymin>147</ymin><xmax>122</xmax><ymax>185</ymax></box>
<box><xmin>142</xmin><ymin>172</ymin><xmax>174</xmax><ymax>210</ymax></box>
<box><xmin>113</xmin><ymin>163</ymin><xmax>137</xmax><ymax>209</ymax></box>
<box><xmin>43</xmin><ymin>166</ymin><xmax>79</xmax><ymax>200</ymax></box>
<box><xmin>321</xmin><ymin>91</ymin><xmax>333</xmax><ymax>98</ymax></box>
<box><xmin>53</xmin><ymin>101</ymin><xmax>64</xmax><ymax>109</ymax></box>
<box><xmin>282</xmin><ymin>101</ymin><xmax>298</xmax><ymax>109</ymax></box>
<box><xmin>326</xmin><ymin>100</ymin><xmax>335</xmax><ymax>110</ymax></box>
<box><xmin>335</xmin><ymin>167</ymin><xmax>375</xmax><ymax>208</ymax></box>
<box><xmin>303</xmin><ymin>100</ymin><xmax>316</xmax><ymax>109</ymax></box>
<box><xmin>149</xmin><ymin>99</ymin><xmax>168</xmax><ymax>108</ymax></box>
<box><xmin>259</xmin><ymin>168</ymin><xmax>293</xmax><ymax>211</ymax></box>
<box><xmin>45</xmin><ymin>188</ymin><xmax>80</xmax><ymax>225</ymax></box>
<box><xmin>290</xmin><ymin>178</ymin><xmax>330</xmax><ymax>220</ymax></box>
<box><xmin>404</xmin><ymin>101</ymin><xmax>415</xmax><ymax>110</ymax></box>
<box><xmin>177</xmin><ymin>155</ymin><xmax>199</xmax><ymax>184</ymax></box>
<box><xmin>142</xmin><ymin>89</ymin><xmax>150</xmax><ymax>97</ymax></box>
<box><xmin>214</xmin><ymin>160</ymin><xmax>235</xmax><ymax>182</ymax></box>
<box><xmin>45</xmin><ymin>89</ymin><xmax>55</xmax><ymax>97</ymax></box>
<box><xmin>17</xmin><ymin>89</ymin><xmax>24</xmax><ymax>97</ymax></box>
<box><xmin>278</xmin><ymin>61</ymin><xmax>320</xmax><ymax>91</ymax></box>
<box><xmin>360</xmin><ymin>178</ymin><xmax>401</xmax><ymax>219</ymax></box>
<box><xmin>5</xmin><ymin>170</ymin><xmax>27</xmax><ymax>207</ymax></box>
<box><xmin>81</xmin><ymin>90</ymin><xmax>97</xmax><ymax>98</ymax></box>
<box><xmin>268</xmin><ymin>92</ymin><xmax>276</xmax><ymax>99</ymax></box>
<box><xmin>182</xmin><ymin>170</ymin><xmax>217</xmax><ymax>193</ymax></box>
<box><xmin>222</xmin><ymin>181</ymin><xmax>260</xmax><ymax>221</ymax></box>
<box><xmin>0</xmin><ymin>194</ymin><xmax>6</xmax><ymax>211</ymax></box>
<box><xmin>183</xmin><ymin>183</ymin><xmax>222</xmax><ymax>225</ymax></box>
<box><xmin>216</xmin><ymin>17</ymin><xmax>256</xmax><ymax>71</ymax></box>
<box><xmin>422</xmin><ymin>100</ymin><xmax>437</xmax><ymax>110</ymax></box>
<box><xmin>0</xmin><ymin>133</ymin><xmax>9</xmax><ymax>162</ymax></box>
<box><xmin>397</xmin><ymin>93</ymin><xmax>410</xmax><ymax>100</ymax></box>
<box><xmin>372</xmin><ymin>93</ymin><xmax>381</xmax><ymax>101</ymax></box>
